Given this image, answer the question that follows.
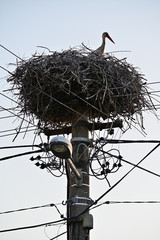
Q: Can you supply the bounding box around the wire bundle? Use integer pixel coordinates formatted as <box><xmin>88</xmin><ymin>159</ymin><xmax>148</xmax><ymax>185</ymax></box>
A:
<box><xmin>89</xmin><ymin>147</ymin><xmax>122</xmax><ymax>186</ymax></box>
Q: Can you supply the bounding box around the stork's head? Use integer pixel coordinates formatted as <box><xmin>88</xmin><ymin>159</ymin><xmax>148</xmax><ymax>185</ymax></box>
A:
<box><xmin>103</xmin><ymin>32</ymin><xmax>115</xmax><ymax>44</ymax></box>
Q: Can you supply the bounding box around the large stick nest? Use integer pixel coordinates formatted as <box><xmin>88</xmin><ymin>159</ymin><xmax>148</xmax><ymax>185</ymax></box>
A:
<box><xmin>7</xmin><ymin>47</ymin><xmax>154</xmax><ymax>130</ymax></box>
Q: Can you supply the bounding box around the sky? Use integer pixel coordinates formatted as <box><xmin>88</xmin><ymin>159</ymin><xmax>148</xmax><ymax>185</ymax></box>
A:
<box><xmin>0</xmin><ymin>0</ymin><xmax>160</xmax><ymax>240</ymax></box>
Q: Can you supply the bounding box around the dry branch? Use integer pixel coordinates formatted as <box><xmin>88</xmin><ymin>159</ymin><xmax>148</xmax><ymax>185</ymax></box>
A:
<box><xmin>7</xmin><ymin>46</ymin><xmax>155</xmax><ymax>132</ymax></box>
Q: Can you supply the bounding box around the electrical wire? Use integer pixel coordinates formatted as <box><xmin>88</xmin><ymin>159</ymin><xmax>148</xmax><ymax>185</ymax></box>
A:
<box><xmin>0</xmin><ymin>149</ymin><xmax>43</xmax><ymax>162</ymax></box>
<box><xmin>0</xmin><ymin>203</ymin><xmax>62</xmax><ymax>216</ymax></box>
<box><xmin>0</xmin><ymin>65</ymin><xmax>14</xmax><ymax>76</ymax></box>
<box><xmin>1</xmin><ymin>44</ymin><xmax>160</xmax><ymax>236</ymax></box>
<box><xmin>92</xmin><ymin>146</ymin><xmax>160</xmax><ymax>178</ymax></box>
<box><xmin>0</xmin><ymin>100</ymin><xmax>37</xmax><ymax>128</ymax></box>
<box><xmin>50</xmin><ymin>231</ymin><xmax>67</xmax><ymax>240</ymax></box>
<box><xmin>0</xmin><ymin>124</ymin><xmax>35</xmax><ymax>134</ymax></box>
<box><xmin>97</xmin><ymin>138</ymin><xmax>160</xmax><ymax>144</ymax></box>
<box><xmin>0</xmin><ymin>218</ymin><xmax>67</xmax><ymax>233</ymax></box>
<box><xmin>0</xmin><ymin>144</ymin><xmax>42</xmax><ymax>150</ymax></box>
<box><xmin>30</xmin><ymin>78</ymin><xmax>159</xmax><ymax>128</ymax></box>
<box><xmin>1</xmin><ymin>42</ymin><xmax>160</xmax><ymax>94</ymax></box>
<box><xmin>0</xmin><ymin>127</ymin><xmax>37</xmax><ymax>138</ymax></box>
<box><xmin>1</xmin><ymin>81</ymin><xmax>89</xmax><ymax>138</ymax></box>
<box><xmin>147</xmin><ymin>81</ymin><xmax>160</xmax><ymax>85</ymax></box>
<box><xmin>0</xmin><ymin>115</ymin><xmax>15</xmax><ymax>119</ymax></box>
<box><xmin>94</xmin><ymin>143</ymin><xmax>160</xmax><ymax>204</ymax></box>
<box><xmin>105</xmin><ymin>200</ymin><xmax>160</xmax><ymax>204</ymax></box>
<box><xmin>0</xmin><ymin>100</ymin><xmax>42</xmax><ymax>140</ymax></box>
<box><xmin>46</xmin><ymin>165</ymin><xmax>64</xmax><ymax>178</ymax></box>
<box><xmin>120</xmin><ymin>157</ymin><xmax>160</xmax><ymax>177</ymax></box>
<box><xmin>0</xmin><ymin>44</ymin><xmax>158</xmax><ymax>102</ymax></box>
<box><xmin>91</xmin><ymin>139</ymin><xmax>160</xmax><ymax>178</ymax></box>
<box><xmin>39</xmin><ymin>148</ymin><xmax>66</xmax><ymax>177</ymax></box>
<box><xmin>90</xmin><ymin>200</ymin><xmax>160</xmax><ymax>211</ymax></box>
<box><xmin>3</xmin><ymin>56</ymin><xmax>89</xmax><ymax>121</ymax></box>
<box><xmin>0</xmin><ymin>68</ymin><xmax>157</xmax><ymax>140</ymax></box>
<box><xmin>75</xmin><ymin>142</ymin><xmax>160</xmax><ymax>219</ymax></box>
<box><xmin>1</xmin><ymin>44</ymin><xmax>158</xmax><ymax>127</ymax></box>
<box><xmin>0</xmin><ymin>44</ymin><xmax>23</xmax><ymax>61</ymax></box>
<box><xmin>2</xmin><ymin>66</ymin><xmax>158</xmax><ymax>119</ymax></box>
<box><xmin>0</xmin><ymin>107</ymin><xmax>18</xmax><ymax>112</ymax></box>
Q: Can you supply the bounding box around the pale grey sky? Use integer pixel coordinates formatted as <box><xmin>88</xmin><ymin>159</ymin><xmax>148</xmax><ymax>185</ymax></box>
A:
<box><xmin>0</xmin><ymin>1</ymin><xmax>160</xmax><ymax>239</ymax></box>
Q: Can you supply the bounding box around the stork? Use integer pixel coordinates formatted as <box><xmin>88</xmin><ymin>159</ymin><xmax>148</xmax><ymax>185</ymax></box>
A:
<box><xmin>92</xmin><ymin>32</ymin><xmax>115</xmax><ymax>56</ymax></box>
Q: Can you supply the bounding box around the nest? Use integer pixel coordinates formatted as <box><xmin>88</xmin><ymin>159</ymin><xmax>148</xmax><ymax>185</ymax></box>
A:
<box><xmin>7</xmin><ymin>47</ymin><xmax>154</xmax><ymax>131</ymax></box>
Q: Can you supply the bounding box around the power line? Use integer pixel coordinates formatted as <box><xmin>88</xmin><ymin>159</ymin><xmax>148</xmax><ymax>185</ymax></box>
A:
<box><xmin>0</xmin><ymin>44</ymin><xmax>23</xmax><ymax>61</ymax></box>
<box><xmin>94</xmin><ymin>143</ymin><xmax>160</xmax><ymax>204</ymax></box>
<box><xmin>90</xmin><ymin>200</ymin><xmax>160</xmax><ymax>211</ymax></box>
<box><xmin>105</xmin><ymin>201</ymin><xmax>160</xmax><ymax>204</ymax></box>
<box><xmin>36</xmin><ymin>86</ymin><xmax>83</xmax><ymax>118</ymax></box>
<box><xmin>23</xmin><ymin>75</ymin><xmax>159</xmax><ymax>121</ymax></box>
<box><xmin>0</xmin><ymin>129</ymin><xmax>36</xmax><ymax>138</ymax></box>
<box><xmin>50</xmin><ymin>231</ymin><xmax>67</xmax><ymax>240</ymax></box>
<box><xmin>0</xmin><ymin>62</ymin><xmax>158</xmax><ymax>141</ymax></box>
<box><xmin>0</xmin><ymin>203</ymin><xmax>62</xmax><ymax>216</ymax></box>
<box><xmin>1</xmin><ymin>85</ymin><xmax>86</xmax><ymax>133</ymax></box>
<box><xmin>1</xmin><ymin>45</ymin><xmax>158</xmax><ymax>125</ymax></box>
<box><xmin>43</xmin><ymin>74</ymin><xmax>112</xmax><ymax>118</ymax></box>
<box><xmin>10</xmin><ymin>77</ymin><xmax>158</xmax><ymax>136</ymax></box>
<box><xmin>0</xmin><ymin>218</ymin><xmax>66</xmax><ymax>233</ymax></box>
<box><xmin>1</xmin><ymin>44</ymin><xmax>160</xmax><ymax>92</ymax></box>
<box><xmin>1</xmin><ymin>44</ymin><xmax>159</xmax><ymax>102</ymax></box>
<box><xmin>1</xmin><ymin>61</ymin><xmax>158</xmax><ymax>116</ymax></box>
<box><xmin>0</xmin><ymin>99</ymin><xmax>37</xmax><ymax>128</ymax></box>
<box><xmin>97</xmin><ymin>139</ymin><xmax>160</xmax><ymax>144</ymax></box>
<box><xmin>75</xmin><ymin>142</ymin><xmax>160</xmax><ymax>218</ymax></box>
<box><xmin>105</xmin><ymin>200</ymin><xmax>160</xmax><ymax>204</ymax></box>
<box><xmin>1</xmin><ymin>199</ymin><xmax>159</xmax><ymax>233</ymax></box>
<box><xmin>0</xmin><ymin>115</ymin><xmax>15</xmax><ymax>120</ymax></box>
<box><xmin>120</xmin><ymin>157</ymin><xmax>160</xmax><ymax>178</ymax></box>
<box><xmin>1</xmin><ymin>49</ymin><xmax>160</xmax><ymax>177</ymax></box>
<box><xmin>95</xmin><ymin>148</ymin><xmax>160</xmax><ymax>178</ymax></box>
<box><xmin>0</xmin><ymin>102</ymin><xmax>41</xmax><ymax>139</ymax></box>
<box><xmin>0</xmin><ymin>144</ymin><xmax>42</xmax><ymax>150</ymax></box>
<box><xmin>1</xmin><ymin>45</ymin><xmax>160</xmax><ymax>239</ymax></box>
<box><xmin>92</xmin><ymin>139</ymin><xmax>160</xmax><ymax>177</ymax></box>
<box><xmin>0</xmin><ymin>65</ymin><xmax>14</xmax><ymax>76</ymax></box>
<box><xmin>0</xmin><ymin>125</ymin><xmax>35</xmax><ymax>134</ymax></box>
<box><xmin>147</xmin><ymin>81</ymin><xmax>160</xmax><ymax>85</ymax></box>
<box><xmin>0</xmin><ymin>149</ymin><xmax>43</xmax><ymax>162</ymax></box>
<box><xmin>0</xmin><ymin>127</ymin><xmax>37</xmax><ymax>138</ymax></box>
<box><xmin>1</xmin><ymin>58</ymin><xmax>87</xmax><ymax>121</ymax></box>
<box><xmin>0</xmin><ymin>106</ymin><xmax>18</xmax><ymax>112</ymax></box>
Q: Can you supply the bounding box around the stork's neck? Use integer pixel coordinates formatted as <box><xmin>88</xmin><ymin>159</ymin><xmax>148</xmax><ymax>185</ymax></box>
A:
<box><xmin>101</xmin><ymin>35</ymin><xmax>106</xmax><ymax>53</ymax></box>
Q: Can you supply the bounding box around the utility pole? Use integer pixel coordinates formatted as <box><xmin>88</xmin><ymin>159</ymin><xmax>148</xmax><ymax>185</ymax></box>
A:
<box><xmin>46</xmin><ymin>119</ymin><xmax>122</xmax><ymax>240</ymax></box>
<box><xmin>67</xmin><ymin>116</ymin><xmax>93</xmax><ymax>240</ymax></box>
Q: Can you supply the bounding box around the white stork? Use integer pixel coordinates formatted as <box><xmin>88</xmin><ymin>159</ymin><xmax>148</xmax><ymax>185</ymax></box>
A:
<box><xmin>92</xmin><ymin>32</ymin><xmax>115</xmax><ymax>55</ymax></box>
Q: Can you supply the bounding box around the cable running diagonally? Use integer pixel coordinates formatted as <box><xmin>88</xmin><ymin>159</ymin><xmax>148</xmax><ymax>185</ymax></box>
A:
<box><xmin>75</xmin><ymin>142</ymin><xmax>160</xmax><ymax>218</ymax></box>
<box><xmin>0</xmin><ymin>218</ymin><xmax>66</xmax><ymax>233</ymax></box>
<box><xmin>0</xmin><ymin>149</ymin><xmax>43</xmax><ymax>162</ymax></box>
<box><xmin>0</xmin><ymin>203</ymin><xmax>62</xmax><ymax>216</ymax></box>
<box><xmin>90</xmin><ymin>200</ymin><xmax>160</xmax><ymax>211</ymax></box>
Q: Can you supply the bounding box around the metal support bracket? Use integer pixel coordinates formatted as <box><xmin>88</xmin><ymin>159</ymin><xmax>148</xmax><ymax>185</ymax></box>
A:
<box><xmin>67</xmin><ymin>195</ymin><xmax>94</xmax><ymax>207</ymax></box>
<box><xmin>71</xmin><ymin>169</ymin><xmax>90</xmax><ymax>188</ymax></box>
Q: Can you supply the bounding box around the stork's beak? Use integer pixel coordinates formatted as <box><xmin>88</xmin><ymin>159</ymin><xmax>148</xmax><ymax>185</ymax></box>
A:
<box><xmin>107</xmin><ymin>35</ymin><xmax>115</xmax><ymax>44</ymax></box>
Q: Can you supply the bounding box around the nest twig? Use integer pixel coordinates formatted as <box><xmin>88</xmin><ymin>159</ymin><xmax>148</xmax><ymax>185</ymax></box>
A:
<box><xmin>7</xmin><ymin>46</ymin><xmax>155</xmax><ymax>132</ymax></box>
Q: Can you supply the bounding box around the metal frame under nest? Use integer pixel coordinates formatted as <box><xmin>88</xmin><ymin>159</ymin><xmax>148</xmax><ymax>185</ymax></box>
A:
<box><xmin>7</xmin><ymin>47</ymin><xmax>155</xmax><ymax>132</ymax></box>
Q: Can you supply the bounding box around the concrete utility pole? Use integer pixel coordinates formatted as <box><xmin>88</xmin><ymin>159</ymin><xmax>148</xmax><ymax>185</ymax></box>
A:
<box><xmin>46</xmin><ymin>119</ymin><xmax>122</xmax><ymax>240</ymax></box>
<box><xmin>67</xmin><ymin>116</ymin><xmax>93</xmax><ymax>240</ymax></box>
